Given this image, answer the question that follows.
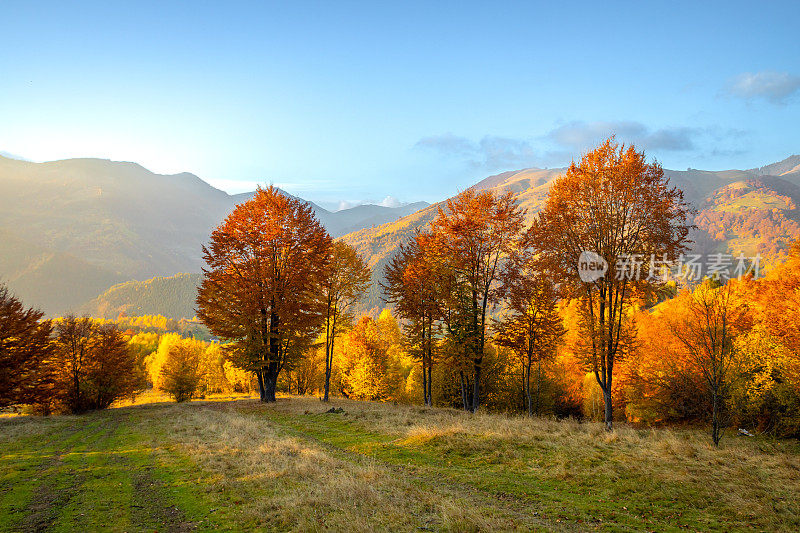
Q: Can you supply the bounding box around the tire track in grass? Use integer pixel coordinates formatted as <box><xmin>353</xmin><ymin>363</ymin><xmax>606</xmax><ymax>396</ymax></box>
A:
<box><xmin>15</xmin><ymin>415</ymin><xmax>121</xmax><ymax>532</ymax></box>
<box><xmin>0</xmin><ymin>417</ymin><xmax>95</xmax><ymax>529</ymax></box>
<box><xmin>129</xmin><ymin>463</ymin><xmax>197</xmax><ymax>533</ymax></box>
<box><xmin>48</xmin><ymin>407</ymin><xmax>203</xmax><ymax>533</ymax></box>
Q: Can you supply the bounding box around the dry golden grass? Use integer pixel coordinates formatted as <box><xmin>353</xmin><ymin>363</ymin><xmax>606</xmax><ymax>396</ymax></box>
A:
<box><xmin>160</xmin><ymin>400</ymin><xmax>559</xmax><ymax>531</ymax></box>
<box><xmin>259</xmin><ymin>395</ymin><xmax>800</xmax><ymax>531</ymax></box>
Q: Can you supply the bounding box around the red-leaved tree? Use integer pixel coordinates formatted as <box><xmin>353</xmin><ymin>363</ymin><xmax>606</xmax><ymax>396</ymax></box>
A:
<box><xmin>197</xmin><ymin>186</ymin><xmax>332</xmax><ymax>402</ymax></box>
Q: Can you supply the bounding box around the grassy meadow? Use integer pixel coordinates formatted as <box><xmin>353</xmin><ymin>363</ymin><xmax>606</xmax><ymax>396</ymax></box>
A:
<box><xmin>1</xmin><ymin>395</ymin><xmax>799</xmax><ymax>532</ymax></box>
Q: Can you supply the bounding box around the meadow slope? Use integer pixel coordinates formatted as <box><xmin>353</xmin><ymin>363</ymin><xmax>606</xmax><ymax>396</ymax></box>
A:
<box><xmin>1</xmin><ymin>396</ymin><xmax>799</xmax><ymax>532</ymax></box>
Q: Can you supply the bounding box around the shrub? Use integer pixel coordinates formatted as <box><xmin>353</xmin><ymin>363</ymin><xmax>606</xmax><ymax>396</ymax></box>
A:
<box><xmin>159</xmin><ymin>340</ymin><xmax>204</xmax><ymax>402</ymax></box>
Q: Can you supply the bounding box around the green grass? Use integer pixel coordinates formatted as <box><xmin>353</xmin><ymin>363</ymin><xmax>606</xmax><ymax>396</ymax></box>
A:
<box><xmin>0</xmin><ymin>407</ymin><xmax>222</xmax><ymax>532</ymax></box>
<box><xmin>2</xmin><ymin>396</ymin><xmax>799</xmax><ymax>532</ymax></box>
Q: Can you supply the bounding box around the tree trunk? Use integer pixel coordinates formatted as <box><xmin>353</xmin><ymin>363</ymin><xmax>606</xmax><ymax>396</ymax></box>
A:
<box><xmin>603</xmin><ymin>389</ymin><xmax>613</xmax><ymax>431</ymax></box>
<box><xmin>324</xmin><ymin>365</ymin><xmax>331</xmax><ymax>402</ymax></box>
<box><xmin>323</xmin><ymin>309</ymin><xmax>336</xmax><ymax>402</ymax></box>
<box><xmin>256</xmin><ymin>370</ymin><xmax>266</xmax><ymax>402</ymax></box>
<box><xmin>535</xmin><ymin>359</ymin><xmax>542</xmax><ymax>417</ymax></box>
<box><xmin>421</xmin><ymin>355</ymin><xmax>428</xmax><ymax>406</ymax></box>
<box><xmin>424</xmin><ymin>315</ymin><xmax>433</xmax><ymax>407</ymax></box>
<box><xmin>323</xmin><ymin>339</ymin><xmax>333</xmax><ymax>402</ymax></box>
<box><xmin>525</xmin><ymin>359</ymin><xmax>532</xmax><ymax>416</ymax></box>
<box><xmin>426</xmin><ymin>362</ymin><xmax>432</xmax><ymax>407</ymax></box>
<box><xmin>459</xmin><ymin>371</ymin><xmax>469</xmax><ymax>411</ymax></box>
<box><xmin>261</xmin><ymin>309</ymin><xmax>281</xmax><ymax>403</ymax></box>
<box><xmin>711</xmin><ymin>390</ymin><xmax>721</xmax><ymax>446</ymax></box>
<box><xmin>262</xmin><ymin>365</ymin><xmax>278</xmax><ymax>403</ymax></box>
<box><xmin>471</xmin><ymin>359</ymin><xmax>481</xmax><ymax>412</ymax></box>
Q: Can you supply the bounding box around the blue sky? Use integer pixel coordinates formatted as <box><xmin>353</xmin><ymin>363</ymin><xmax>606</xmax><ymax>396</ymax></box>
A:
<box><xmin>1</xmin><ymin>1</ymin><xmax>798</xmax><ymax>207</ymax></box>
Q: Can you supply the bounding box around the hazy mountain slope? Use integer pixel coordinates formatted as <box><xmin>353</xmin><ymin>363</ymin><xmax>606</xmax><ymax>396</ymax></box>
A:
<box><xmin>342</xmin><ymin>206</ymin><xmax>441</xmax><ymax>312</ymax></box>
<box><xmin>333</xmin><ymin>202</ymin><xmax>430</xmax><ymax>236</ymax></box>
<box><xmin>228</xmin><ymin>193</ymin><xmax>428</xmax><ymax>237</ymax></box>
<box><xmin>79</xmin><ymin>273</ymin><xmax>202</xmax><ymax>320</ymax></box>
<box><xmin>0</xmin><ymin>156</ymin><xmax>231</xmax><ymax>276</ymax></box>
<box><xmin>0</xmin><ymin>155</ymin><xmax>427</xmax><ymax>315</ymax></box>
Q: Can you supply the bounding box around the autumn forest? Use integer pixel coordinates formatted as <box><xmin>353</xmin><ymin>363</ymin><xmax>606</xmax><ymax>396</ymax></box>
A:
<box><xmin>2</xmin><ymin>139</ymin><xmax>798</xmax><ymax>440</ymax></box>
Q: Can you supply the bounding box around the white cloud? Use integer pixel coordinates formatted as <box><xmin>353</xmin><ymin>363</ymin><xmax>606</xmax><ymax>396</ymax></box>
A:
<box><xmin>415</xmin><ymin>121</ymin><xmax>748</xmax><ymax>172</ymax></box>
<box><xmin>547</xmin><ymin>121</ymin><xmax>700</xmax><ymax>152</ymax></box>
<box><xmin>379</xmin><ymin>195</ymin><xmax>402</xmax><ymax>208</ymax></box>
<box><xmin>337</xmin><ymin>200</ymin><xmax>359</xmax><ymax>211</ymax></box>
<box><xmin>727</xmin><ymin>71</ymin><xmax>800</xmax><ymax>104</ymax></box>
<box><xmin>415</xmin><ymin>133</ymin><xmax>542</xmax><ymax>169</ymax></box>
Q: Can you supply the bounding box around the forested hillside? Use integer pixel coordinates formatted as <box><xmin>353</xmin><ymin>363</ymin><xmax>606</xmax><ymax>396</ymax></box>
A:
<box><xmin>79</xmin><ymin>273</ymin><xmax>202</xmax><ymax>319</ymax></box>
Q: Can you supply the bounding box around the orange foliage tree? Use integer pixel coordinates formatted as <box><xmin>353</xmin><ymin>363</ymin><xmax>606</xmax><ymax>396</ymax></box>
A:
<box><xmin>197</xmin><ymin>186</ymin><xmax>332</xmax><ymax>402</ymax></box>
<box><xmin>321</xmin><ymin>241</ymin><xmax>371</xmax><ymax>402</ymax></box>
<box><xmin>52</xmin><ymin>316</ymin><xmax>142</xmax><ymax>413</ymax></box>
<box><xmin>383</xmin><ymin>229</ymin><xmax>439</xmax><ymax>406</ymax></box>
<box><xmin>339</xmin><ymin>316</ymin><xmax>392</xmax><ymax>401</ymax></box>
<box><xmin>0</xmin><ymin>285</ymin><xmax>54</xmax><ymax>410</ymax></box>
<box><xmin>752</xmin><ymin>240</ymin><xmax>800</xmax><ymax>354</ymax></box>
<box><xmin>428</xmin><ymin>189</ymin><xmax>525</xmax><ymax>411</ymax></box>
<box><xmin>494</xmin><ymin>244</ymin><xmax>565</xmax><ymax>416</ymax></box>
<box><xmin>529</xmin><ymin>138</ymin><xmax>691</xmax><ymax>429</ymax></box>
<box><xmin>159</xmin><ymin>339</ymin><xmax>204</xmax><ymax>402</ymax></box>
<box><xmin>668</xmin><ymin>280</ymin><xmax>750</xmax><ymax>445</ymax></box>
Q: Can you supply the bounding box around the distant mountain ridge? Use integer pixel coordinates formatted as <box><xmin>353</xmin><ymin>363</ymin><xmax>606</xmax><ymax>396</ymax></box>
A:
<box><xmin>0</xmin><ymin>155</ymin><xmax>427</xmax><ymax>315</ymax></box>
<box><xmin>749</xmin><ymin>155</ymin><xmax>800</xmax><ymax>177</ymax></box>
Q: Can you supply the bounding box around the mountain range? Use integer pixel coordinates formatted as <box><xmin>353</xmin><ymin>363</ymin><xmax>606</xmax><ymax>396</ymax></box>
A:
<box><xmin>0</xmin><ymin>155</ymin><xmax>426</xmax><ymax>315</ymax></box>
<box><xmin>2</xmin><ymin>153</ymin><xmax>799</xmax><ymax>319</ymax></box>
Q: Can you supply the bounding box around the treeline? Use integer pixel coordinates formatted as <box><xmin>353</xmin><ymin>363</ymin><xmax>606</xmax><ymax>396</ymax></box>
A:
<box><xmin>142</xmin><ymin>333</ymin><xmax>254</xmax><ymax>400</ymax></box>
<box><xmin>4</xmin><ymin>139</ymin><xmax>800</xmax><ymax>444</ymax></box>
<box><xmin>0</xmin><ymin>302</ymin><xmax>251</xmax><ymax>413</ymax></box>
<box><xmin>0</xmin><ymin>306</ymin><xmax>142</xmax><ymax>414</ymax></box>
<box><xmin>106</xmin><ymin>314</ymin><xmax>214</xmax><ymax>341</ymax></box>
<box><xmin>188</xmin><ymin>139</ymin><xmax>800</xmax><ymax>444</ymax></box>
<box><xmin>629</xmin><ymin>254</ymin><xmax>800</xmax><ymax>437</ymax></box>
<box><xmin>273</xmin><ymin>262</ymin><xmax>800</xmax><ymax>438</ymax></box>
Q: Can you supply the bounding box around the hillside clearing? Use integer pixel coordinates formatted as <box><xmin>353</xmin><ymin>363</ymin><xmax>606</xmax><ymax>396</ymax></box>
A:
<box><xmin>1</xmin><ymin>396</ymin><xmax>798</xmax><ymax>532</ymax></box>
